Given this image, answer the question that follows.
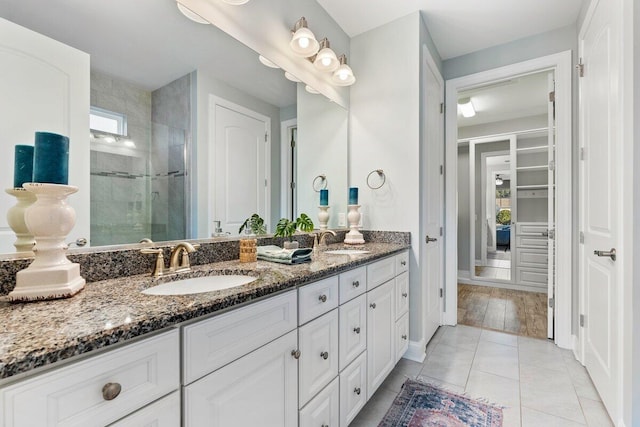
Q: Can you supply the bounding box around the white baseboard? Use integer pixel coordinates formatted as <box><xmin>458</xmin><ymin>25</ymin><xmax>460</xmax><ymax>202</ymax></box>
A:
<box><xmin>403</xmin><ymin>339</ymin><xmax>426</xmax><ymax>363</ymax></box>
<box><xmin>571</xmin><ymin>334</ymin><xmax>582</xmax><ymax>363</ymax></box>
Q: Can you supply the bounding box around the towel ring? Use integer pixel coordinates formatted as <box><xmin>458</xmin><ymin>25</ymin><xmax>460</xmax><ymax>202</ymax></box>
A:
<box><xmin>366</xmin><ymin>169</ymin><xmax>386</xmax><ymax>190</ymax></box>
<box><xmin>312</xmin><ymin>174</ymin><xmax>327</xmax><ymax>192</ymax></box>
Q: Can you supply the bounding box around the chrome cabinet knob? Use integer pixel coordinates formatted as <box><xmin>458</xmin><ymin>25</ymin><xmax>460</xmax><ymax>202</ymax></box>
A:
<box><xmin>291</xmin><ymin>349</ymin><xmax>301</xmax><ymax>359</ymax></box>
<box><xmin>352</xmin><ymin>280</ymin><xmax>360</xmax><ymax>288</ymax></box>
<box><xmin>320</xmin><ymin>351</ymin><xmax>329</xmax><ymax>360</ymax></box>
<box><xmin>370</xmin><ymin>303</ymin><xmax>376</xmax><ymax>309</ymax></box>
<box><xmin>354</xmin><ymin>387</ymin><xmax>361</xmax><ymax>395</ymax></box>
<box><xmin>102</xmin><ymin>382</ymin><xmax>122</xmax><ymax>401</ymax></box>
<box><xmin>318</xmin><ymin>294</ymin><xmax>327</xmax><ymax>303</ymax></box>
<box><xmin>402</xmin><ymin>334</ymin><xmax>407</xmax><ymax>340</ymax></box>
<box><xmin>402</xmin><ymin>292</ymin><xmax>408</xmax><ymax>297</ymax></box>
<box><xmin>400</xmin><ymin>260</ymin><xmax>407</xmax><ymax>266</ymax></box>
<box><xmin>353</xmin><ymin>327</ymin><xmax>361</xmax><ymax>334</ymax></box>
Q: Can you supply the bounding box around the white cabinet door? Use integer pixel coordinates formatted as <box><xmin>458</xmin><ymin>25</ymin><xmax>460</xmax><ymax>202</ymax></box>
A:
<box><xmin>298</xmin><ymin>309</ymin><xmax>339</xmax><ymax>408</ymax></box>
<box><xmin>366</xmin><ymin>279</ymin><xmax>395</xmax><ymax>399</ymax></box>
<box><xmin>395</xmin><ymin>313</ymin><xmax>409</xmax><ymax>363</ymax></box>
<box><xmin>339</xmin><ymin>352</ymin><xmax>367</xmax><ymax>427</ymax></box>
<box><xmin>299</xmin><ymin>377</ymin><xmax>339</xmax><ymax>427</ymax></box>
<box><xmin>184</xmin><ymin>330</ymin><xmax>298</xmax><ymax>427</ymax></box>
<box><xmin>394</xmin><ymin>272</ymin><xmax>409</xmax><ymax>320</ymax></box>
<box><xmin>339</xmin><ymin>294</ymin><xmax>367</xmax><ymax>371</ymax></box>
<box><xmin>109</xmin><ymin>392</ymin><xmax>180</xmax><ymax>427</ymax></box>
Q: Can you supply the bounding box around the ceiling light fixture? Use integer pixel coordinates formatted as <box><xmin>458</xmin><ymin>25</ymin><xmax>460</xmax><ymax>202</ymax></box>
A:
<box><xmin>458</xmin><ymin>97</ymin><xmax>476</xmax><ymax>118</ymax></box>
<box><xmin>176</xmin><ymin>2</ymin><xmax>210</xmax><ymax>24</ymax></box>
<box><xmin>313</xmin><ymin>38</ymin><xmax>339</xmax><ymax>72</ymax></box>
<box><xmin>284</xmin><ymin>71</ymin><xmax>301</xmax><ymax>83</ymax></box>
<box><xmin>495</xmin><ymin>175</ymin><xmax>503</xmax><ymax>186</ymax></box>
<box><xmin>305</xmin><ymin>85</ymin><xmax>320</xmax><ymax>94</ymax></box>
<box><xmin>258</xmin><ymin>55</ymin><xmax>280</xmax><ymax>69</ymax></box>
<box><xmin>290</xmin><ymin>17</ymin><xmax>319</xmax><ymax>58</ymax></box>
<box><xmin>221</xmin><ymin>0</ymin><xmax>250</xmax><ymax>4</ymax></box>
<box><xmin>332</xmin><ymin>54</ymin><xmax>356</xmax><ymax>86</ymax></box>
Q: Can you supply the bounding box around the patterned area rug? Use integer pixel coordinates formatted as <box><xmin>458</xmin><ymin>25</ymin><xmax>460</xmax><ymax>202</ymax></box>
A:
<box><xmin>378</xmin><ymin>379</ymin><xmax>503</xmax><ymax>427</ymax></box>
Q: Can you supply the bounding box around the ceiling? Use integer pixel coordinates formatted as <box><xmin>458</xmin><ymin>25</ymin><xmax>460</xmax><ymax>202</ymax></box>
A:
<box><xmin>316</xmin><ymin>0</ymin><xmax>585</xmax><ymax>59</ymax></box>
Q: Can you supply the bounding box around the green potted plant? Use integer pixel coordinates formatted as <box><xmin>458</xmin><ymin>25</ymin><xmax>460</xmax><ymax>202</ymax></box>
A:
<box><xmin>238</xmin><ymin>213</ymin><xmax>267</xmax><ymax>236</ymax></box>
<box><xmin>275</xmin><ymin>213</ymin><xmax>314</xmax><ymax>249</ymax></box>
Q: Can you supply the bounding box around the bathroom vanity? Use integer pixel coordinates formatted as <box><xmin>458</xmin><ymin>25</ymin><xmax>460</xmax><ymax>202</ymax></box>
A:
<box><xmin>0</xmin><ymin>239</ymin><xmax>409</xmax><ymax>427</ymax></box>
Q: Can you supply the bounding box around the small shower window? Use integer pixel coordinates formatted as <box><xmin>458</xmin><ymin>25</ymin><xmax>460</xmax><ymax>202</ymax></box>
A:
<box><xmin>90</xmin><ymin>106</ymin><xmax>127</xmax><ymax>135</ymax></box>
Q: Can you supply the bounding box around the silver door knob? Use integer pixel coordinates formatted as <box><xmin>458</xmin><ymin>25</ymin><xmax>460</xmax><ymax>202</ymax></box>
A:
<box><xmin>318</xmin><ymin>294</ymin><xmax>327</xmax><ymax>303</ymax></box>
<box><xmin>594</xmin><ymin>248</ymin><xmax>616</xmax><ymax>261</ymax></box>
<box><xmin>426</xmin><ymin>235</ymin><xmax>437</xmax><ymax>243</ymax></box>
<box><xmin>320</xmin><ymin>351</ymin><xmax>329</xmax><ymax>360</ymax></box>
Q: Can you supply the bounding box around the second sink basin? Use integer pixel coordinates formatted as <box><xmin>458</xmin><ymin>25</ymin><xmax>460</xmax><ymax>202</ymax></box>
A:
<box><xmin>142</xmin><ymin>275</ymin><xmax>257</xmax><ymax>296</ymax></box>
<box><xmin>324</xmin><ymin>249</ymin><xmax>371</xmax><ymax>255</ymax></box>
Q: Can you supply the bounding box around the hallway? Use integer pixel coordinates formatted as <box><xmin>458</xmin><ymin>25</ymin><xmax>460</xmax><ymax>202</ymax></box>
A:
<box><xmin>351</xmin><ymin>325</ymin><xmax>612</xmax><ymax>426</ymax></box>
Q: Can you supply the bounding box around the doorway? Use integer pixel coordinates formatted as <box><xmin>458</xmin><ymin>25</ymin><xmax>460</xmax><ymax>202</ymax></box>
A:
<box><xmin>444</xmin><ymin>51</ymin><xmax>573</xmax><ymax>348</ymax></box>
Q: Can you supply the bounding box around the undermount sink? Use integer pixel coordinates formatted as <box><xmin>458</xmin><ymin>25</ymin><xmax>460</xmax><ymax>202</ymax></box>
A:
<box><xmin>142</xmin><ymin>275</ymin><xmax>256</xmax><ymax>296</ymax></box>
<box><xmin>324</xmin><ymin>249</ymin><xmax>371</xmax><ymax>255</ymax></box>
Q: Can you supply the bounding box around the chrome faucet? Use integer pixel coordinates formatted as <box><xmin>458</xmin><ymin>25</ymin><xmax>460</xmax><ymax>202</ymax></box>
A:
<box><xmin>169</xmin><ymin>242</ymin><xmax>200</xmax><ymax>273</ymax></box>
<box><xmin>140</xmin><ymin>242</ymin><xmax>200</xmax><ymax>277</ymax></box>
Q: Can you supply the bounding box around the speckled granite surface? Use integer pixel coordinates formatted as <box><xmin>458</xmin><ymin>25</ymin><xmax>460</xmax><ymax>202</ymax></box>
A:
<box><xmin>0</xmin><ymin>238</ymin><xmax>409</xmax><ymax>380</ymax></box>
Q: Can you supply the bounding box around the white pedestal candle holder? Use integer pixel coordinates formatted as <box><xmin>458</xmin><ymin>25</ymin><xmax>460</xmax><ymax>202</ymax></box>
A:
<box><xmin>5</xmin><ymin>188</ymin><xmax>37</xmax><ymax>252</ymax></box>
<box><xmin>318</xmin><ymin>206</ymin><xmax>330</xmax><ymax>230</ymax></box>
<box><xmin>344</xmin><ymin>204</ymin><xmax>365</xmax><ymax>245</ymax></box>
<box><xmin>9</xmin><ymin>183</ymin><xmax>85</xmax><ymax>302</ymax></box>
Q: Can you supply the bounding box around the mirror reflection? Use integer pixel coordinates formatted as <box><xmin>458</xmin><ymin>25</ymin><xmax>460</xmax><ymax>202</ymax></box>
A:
<box><xmin>0</xmin><ymin>0</ymin><xmax>348</xmax><ymax>255</ymax></box>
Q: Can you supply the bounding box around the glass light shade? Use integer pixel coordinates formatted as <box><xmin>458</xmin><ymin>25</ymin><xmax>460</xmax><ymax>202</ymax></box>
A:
<box><xmin>290</xmin><ymin>27</ymin><xmax>319</xmax><ymax>57</ymax></box>
<box><xmin>305</xmin><ymin>85</ymin><xmax>320</xmax><ymax>94</ymax></box>
<box><xmin>458</xmin><ymin>97</ymin><xmax>476</xmax><ymax>118</ymax></box>
<box><xmin>495</xmin><ymin>176</ymin><xmax>503</xmax><ymax>186</ymax></box>
<box><xmin>258</xmin><ymin>55</ymin><xmax>279</xmax><ymax>69</ymax></box>
<box><xmin>314</xmin><ymin>47</ymin><xmax>339</xmax><ymax>72</ymax></box>
<box><xmin>176</xmin><ymin>2</ymin><xmax>209</xmax><ymax>24</ymax></box>
<box><xmin>222</xmin><ymin>0</ymin><xmax>250</xmax><ymax>4</ymax></box>
<box><xmin>284</xmin><ymin>71</ymin><xmax>301</xmax><ymax>83</ymax></box>
<box><xmin>332</xmin><ymin>63</ymin><xmax>356</xmax><ymax>86</ymax></box>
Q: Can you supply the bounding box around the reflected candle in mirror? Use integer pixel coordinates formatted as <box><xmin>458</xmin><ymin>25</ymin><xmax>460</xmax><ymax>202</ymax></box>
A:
<box><xmin>33</xmin><ymin>132</ymin><xmax>69</xmax><ymax>185</ymax></box>
<box><xmin>13</xmin><ymin>145</ymin><xmax>34</xmax><ymax>188</ymax></box>
<box><xmin>320</xmin><ymin>189</ymin><xmax>329</xmax><ymax>206</ymax></box>
<box><xmin>348</xmin><ymin>187</ymin><xmax>358</xmax><ymax>205</ymax></box>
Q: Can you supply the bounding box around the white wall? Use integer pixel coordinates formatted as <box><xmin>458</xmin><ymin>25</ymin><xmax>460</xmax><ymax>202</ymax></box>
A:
<box><xmin>350</xmin><ymin>12</ymin><xmax>423</xmax><ymax>341</ymax></box>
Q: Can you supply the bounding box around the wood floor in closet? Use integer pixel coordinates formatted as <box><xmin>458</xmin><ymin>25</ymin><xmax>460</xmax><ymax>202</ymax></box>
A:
<box><xmin>457</xmin><ymin>283</ymin><xmax>548</xmax><ymax>339</ymax></box>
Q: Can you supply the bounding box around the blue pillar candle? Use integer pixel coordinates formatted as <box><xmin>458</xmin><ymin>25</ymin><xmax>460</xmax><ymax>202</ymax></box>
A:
<box><xmin>13</xmin><ymin>145</ymin><xmax>34</xmax><ymax>188</ymax></box>
<box><xmin>33</xmin><ymin>132</ymin><xmax>69</xmax><ymax>185</ymax></box>
<box><xmin>348</xmin><ymin>187</ymin><xmax>359</xmax><ymax>205</ymax></box>
<box><xmin>320</xmin><ymin>189</ymin><xmax>329</xmax><ymax>206</ymax></box>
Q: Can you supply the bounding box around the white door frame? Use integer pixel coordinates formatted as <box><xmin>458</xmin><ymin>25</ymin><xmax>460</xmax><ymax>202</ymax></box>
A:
<box><xmin>280</xmin><ymin>118</ymin><xmax>297</xmax><ymax>221</ymax></box>
<box><xmin>209</xmin><ymin>96</ymin><xmax>271</xmax><ymax>236</ymax></box>
<box><xmin>444</xmin><ymin>51</ymin><xmax>573</xmax><ymax>349</ymax></box>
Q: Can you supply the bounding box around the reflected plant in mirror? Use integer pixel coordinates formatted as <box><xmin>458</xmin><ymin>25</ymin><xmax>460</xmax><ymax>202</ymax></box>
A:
<box><xmin>238</xmin><ymin>214</ymin><xmax>267</xmax><ymax>236</ymax></box>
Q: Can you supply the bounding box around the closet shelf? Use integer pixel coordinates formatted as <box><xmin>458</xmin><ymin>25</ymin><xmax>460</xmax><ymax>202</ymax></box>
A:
<box><xmin>517</xmin><ymin>165</ymin><xmax>547</xmax><ymax>172</ymax></box>
<box><xmin>517</xmin><ymin>184</ymin><xmax>552</xmax><ymax>190</ymax></box>
<box><xmin>516</xmin><ymin>145</ymin><xmax>550</xmax><ymax>154</ymax></box>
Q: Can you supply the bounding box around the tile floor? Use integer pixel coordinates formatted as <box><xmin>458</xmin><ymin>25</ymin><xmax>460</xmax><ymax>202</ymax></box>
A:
<box><xmin>475</xmin><ymin>250</ymin><xmax>512</xmax><ymax>281</ymax></box>
<box><xmin>350</xmin><ymin>325</ymin><xmax>613</xmax><ymax>426</ymax></box>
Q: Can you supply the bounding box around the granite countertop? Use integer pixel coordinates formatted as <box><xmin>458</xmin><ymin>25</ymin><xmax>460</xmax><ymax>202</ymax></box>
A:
<box><xmin>0</xmin><ymin>241</ymin><xmax>409</xmax><ymax>381</ymax></box>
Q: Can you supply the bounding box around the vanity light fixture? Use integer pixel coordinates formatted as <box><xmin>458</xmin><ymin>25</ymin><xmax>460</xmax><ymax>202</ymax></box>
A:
<box><xmin>332</xmin><ymin>54</ymin><xmax>356</xmax><ymax>86</ymax></box>
<box><xmin>458</xmin><ymin>97</ymin><xmax>476</xmax><ymax>118</ymax></box>
<box><xmin>221</xmin><ymin>0</ymin><xmax>250</xmax><ymax>4</ymax></box>
<box><xmin>176</xmin><ymin>2</ymin><xmax>210</xmax><ymax>24</ymax></box>
<box><xmin>495</xmin><ymin>175</ymin><xmax>504</xmax><ymax>186</ymax></box>
<box><xmin>313</xmin><ymin>38</ymin><xmax>339</xmax><ymax>72</ymax></box>
<box><xmin>284</xmin><ymin>71</ymin><xmax>301</xmax><ymax>83</ymax></box>
<box><xmin>305</xmin><ymin>85</ymin><xmax>320</xmax><ymax>94</ymax></box>
<box><xmin>258</xmin><ymin>55</ymin><xmax>280</xmax><ymax>69</ymax></box>
<box><xmin>290</xmin><ymin>17</ymin><xmax>319</xmax><ymax>57</ymax></box>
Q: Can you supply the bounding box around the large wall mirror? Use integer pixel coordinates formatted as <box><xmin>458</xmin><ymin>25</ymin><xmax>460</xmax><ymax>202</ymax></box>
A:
<box><xmin>0</xmin><ymin>0</ymin><xmax>348</xmax><ymax>255</ymax></box>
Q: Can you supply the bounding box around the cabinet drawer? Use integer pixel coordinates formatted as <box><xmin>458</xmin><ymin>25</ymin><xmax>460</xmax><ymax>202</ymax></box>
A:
<box><xmin>299</xmin><ymin>377</ymin><xmax>339</xmax><ymax>427</ymax></box>
<box><xmin>395</xmin><ymin>313</ymin><xmax>409</xmax><ymax>363</ymax></box>
<box><xmin>516</xmin><ymin>267</ymin><xmax>548</xmax><ymax>287</ymax></box>
<box><xmin>339</xmin><ymin>294</ymin><xmax>367</xmax><ymax>371</ymax></box>
<box><xmin>299</xmin><ymin>276</ymin><xmax>339</xmax><ymax>325</ymax></box>
<box><xmin>396</xmin><ymin>251</ymin><xmax>409</xmax><ymax>274</ymax></box>
<box><xmin>1</xmin><ymin>330</ymin><xmax>179</xmax><ymax>427</ymax></box>
<box><xmin>516</xmin><ymin>235</ymin><xmax>547</xmax><ymax>248</ymax></box>
<box><xmin>339</xmin><ymin>352</ymin><xmax>367</xmax><ymax>427</ymax></box>
<box><xmin>183</xmin><ymin>290</ymin><xmax>297</xmax><ymax>384</ymax></box>
<box><xmin>516</xmin><ymin>248</ymin><xmax>547</xmax><ymax>269</ymax></box>
<box><xmin>395</xmin><ymin>272</ymin><xmax>409</xmax><ymax>320</ymax></box>
<box><xmin>185</xmin><ymin>330</ymin><xmax>298</xmax><ymax>427</ymax></box>
<box><xmin>299</xmin><ymin>309</ymin><xmax>339</xmax><ymax>408</ymax></box>
<box><xmin>367</xmin><ymin>256</ymin><xmax>395</xmax><ymax>290</ymax></box>
<box><xmin>516</xmin><ymin>223</ymin><xmax>548</xmax><ymax>236</ymax></box>
<box><xmin>338</xmin><ymin>266</ymin><xmax>366</xmax><ymax>304</ymax></box>
<box><xmin>109</xmin><ymin>391</ymin><xmax>180</xmax><ymax>427</ymax></box>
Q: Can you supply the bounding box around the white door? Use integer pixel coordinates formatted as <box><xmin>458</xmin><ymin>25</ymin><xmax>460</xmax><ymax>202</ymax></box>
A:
<box><xmin>547</xmin><ymin>72</ymin><xmax>556</xmax><ymax>340</ymax></box>
<box><xmin>213</xmin><ymin>100</ymin><xmax>269</xmax><ymax>235</ymax></box>
<box><xmin>421</xmin><ymin>47</ymin><xmax>444</xmax><ymax>344</ymax></box>
<box><xmin>0</xmin><ymin>18</ymin><xmax>90</xmax><ymax>252</ymax></box>
<box><xmin>579</xmin><ymin>0</ymin><xmax>621</xmax><ymax>418</ymax></box>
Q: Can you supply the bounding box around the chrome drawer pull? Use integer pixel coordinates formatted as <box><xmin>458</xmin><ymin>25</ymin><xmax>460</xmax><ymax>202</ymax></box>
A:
<box><xmin>102</xmin><ymin>382</ymin><xmax>122</xmax><ymax>401</ymax></box>
<box><xmin>320</xmin><ymin>351</ymin><xmax>329</xmax><ymax>360</ymax></box>
<box><xmin>319</xmin><ymin>294</ymin><xmax>328</xmax><ymax>303</ymax></box>
<box><xmin>353</xmin><ymin>327</ymin><xmax>361</xmax><ymax>334</ymax></box>
<box><xmin>354</xmin><ymin>387</ymin><xmax>361</xmax><ymax>395</ymax></box>
<box><xmin>370</xmin><ymin>303</ymin><xmax>376</xmax><ymax>309</ymax></box>
<box><xmin>353</xmin><ymin>280</ymin><xmax>360</xmax><ymax>288</ymax></box>
<box><xmin>291</xmin><ymin>349</ymin><xmax>301</xmax><ymax>359</ymax></box>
